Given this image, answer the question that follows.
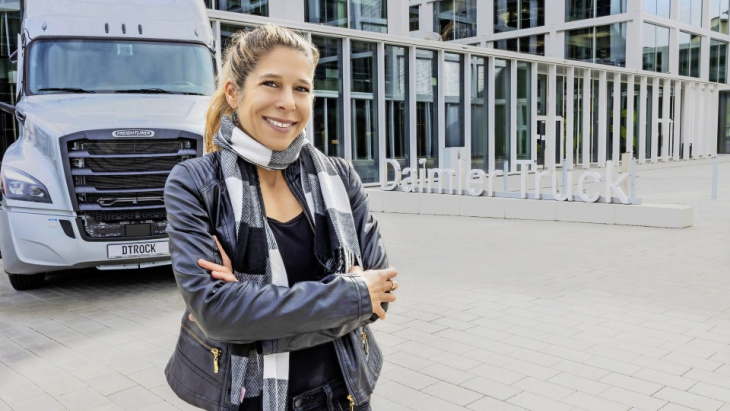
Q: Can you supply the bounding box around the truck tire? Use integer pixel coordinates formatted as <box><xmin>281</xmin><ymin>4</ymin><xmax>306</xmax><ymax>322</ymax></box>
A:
<box><xmin>7</xmin><ymin>273</ymin><xmax>45</xmax><ymax>290</ymax></box>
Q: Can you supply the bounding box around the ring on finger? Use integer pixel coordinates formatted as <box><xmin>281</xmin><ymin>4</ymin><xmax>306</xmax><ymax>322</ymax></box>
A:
<box><xmin>388</xmin><ymin>279</ymin><xmax>398</xmax><ymax>292</ymax></box>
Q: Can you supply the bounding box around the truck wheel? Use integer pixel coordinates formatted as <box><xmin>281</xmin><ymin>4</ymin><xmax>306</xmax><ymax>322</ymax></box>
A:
<box><xmin>7</xmin><ymin>273</ymin><xmax>45</xmax><ymax>290</ymax></box>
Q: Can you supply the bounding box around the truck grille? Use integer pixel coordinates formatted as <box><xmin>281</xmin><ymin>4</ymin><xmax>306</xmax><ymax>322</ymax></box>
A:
<box><xmin>63</xmin><ymin>134</ymin><xmax>201</xmax><ymax>239</ymax></box>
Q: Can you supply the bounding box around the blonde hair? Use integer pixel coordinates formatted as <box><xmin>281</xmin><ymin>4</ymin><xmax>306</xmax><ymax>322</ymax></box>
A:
<box><xmin>204</xmin><ymin>24</ymin><xmax>320</xmax><ymax>153</ymax></box>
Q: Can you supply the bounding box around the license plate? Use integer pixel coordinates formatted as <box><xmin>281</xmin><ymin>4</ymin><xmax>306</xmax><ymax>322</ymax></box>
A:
<box><xmin>107</xmin><ymin>241</ymin><xmax>169</xmax><ymax>259</ymax></box>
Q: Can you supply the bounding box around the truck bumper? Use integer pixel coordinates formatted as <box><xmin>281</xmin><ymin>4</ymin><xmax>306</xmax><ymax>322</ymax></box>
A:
<box><xmin>0</xmin><ymin>207</ymin><xmax>170</xmax><ymax>275</ymax></box>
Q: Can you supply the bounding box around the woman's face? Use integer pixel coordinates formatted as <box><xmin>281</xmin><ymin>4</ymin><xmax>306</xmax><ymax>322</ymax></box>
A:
<box><xmin>226</xmin><ymin>47</ymin><xmax>314</xmax><ymax>152</ymax></box>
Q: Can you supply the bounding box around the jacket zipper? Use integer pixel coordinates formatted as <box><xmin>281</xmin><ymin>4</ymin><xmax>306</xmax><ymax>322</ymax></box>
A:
<box><xmin>360</xmin><ymin>327</ymin><xmax>369</xmax><ymax>356</ymax></box>
<box><xmin>181</xmin><ymin>322</ymin><xmax>222</xmax><ymax>374</ymax></box>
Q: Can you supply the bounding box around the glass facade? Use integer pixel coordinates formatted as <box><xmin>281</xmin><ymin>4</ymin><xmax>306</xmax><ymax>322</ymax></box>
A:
<box><xmin>385</xmin><ymin>45</ymin><xmax>408</xmax><ymax>174</ymax></box>
<box><xmin>416</xmin><ymin>49</ymin><xmax>438</xmax><ymax>168</ymax></box>
<box><xmin>312</xmin><ymin>36</ymin><xmax>344</xmax><ymax>158</ymax></box>
<box><xmin>643</xmin><ymin>23</ymin><xmax>670</xmax><ymax>72</ymax></box>
<box><xmin>434</xmin><ymin>0</ymin><xmax>477</xmax><ymax>41</ymax></box>
<box><xmin>566</xmin><ymin>0</ymin><xmax>627</xmax><ymax>21</ymax></box>
<box><xmin>565</xmin><ymin>23</ymin><xmax>626</xmax><ymax>67</ymax></box>
<box><xmin>680</xmin><ymin>0</ymin><xmax>703</xmax><ymax>27</ymax></box>
<box><xmin>644</xmin><ymin>0</ymin><xmax>671</xmax><ymax>17</ymax></box>
<box><xmin>494</xmin><ymin>35</ymin><xmax>545</xmax><ymax>55</ymax></box>
<box><xmin>494</xmin><ymin>0</ymin><xmax>545</xmax><ymax>33</ymax></box>
<box><xmin>679</xmin><ymin>31</ymin><xmax>701</xmax><ymax>77</ymax></box>
<box><xmin>710</xmin><ymin>39</ymin><xmax>728</xmax><ymax>82</ymax></box>
<box><xmin>305</xmin><ymin>0</ymin><xmax>386</xmax><ymax>33</ymax></box>
<box><xmin>711</xmin><ymin>0</ymin><xmax>730</xmax><ymax>33</ymax></box>
<box><xmin>215</xmin><ymin>0</ymin><xmax>268</xmax><ymax>15</ymax></box>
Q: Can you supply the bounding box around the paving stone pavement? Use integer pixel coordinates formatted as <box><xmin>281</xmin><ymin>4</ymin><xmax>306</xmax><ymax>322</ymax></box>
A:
<box><xmin>0</xmin><ymin>156</ymin><xmax>728</xmax><ymax>410</ymax></box>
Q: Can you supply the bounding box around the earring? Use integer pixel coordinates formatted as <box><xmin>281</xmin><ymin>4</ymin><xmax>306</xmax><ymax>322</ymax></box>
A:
<box><xmin>232</xmin><ymin>112</ymin><xmax>239</xmax><ymax>126</ymax></box>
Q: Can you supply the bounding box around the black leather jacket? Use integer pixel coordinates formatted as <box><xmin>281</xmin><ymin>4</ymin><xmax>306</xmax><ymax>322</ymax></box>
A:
<box><xmin>163</xmin><ymin>152</ymin><xmax>388</xmax><ymax>410</ymax></box>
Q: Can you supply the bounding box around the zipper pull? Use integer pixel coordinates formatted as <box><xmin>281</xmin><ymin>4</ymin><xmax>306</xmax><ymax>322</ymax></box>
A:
<box><xmin>347</xmin><ymin>394</ymin><xmax>355</xmax><ymax>411</ymax></box>
<box><xmin>211</xmin><ymin>348</ymin><xmax>220</xmax><ymax>373</ymax></box>
<box><xmin>360</xmin><ymin>328</ymin><xmax>369</xmax><ymax>355</ymax></box>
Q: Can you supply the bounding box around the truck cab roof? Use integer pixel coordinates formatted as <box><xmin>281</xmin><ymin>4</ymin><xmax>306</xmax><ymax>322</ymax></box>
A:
<box><xmin>23</xmin><ymin>0</ymin><xmax>213</xmax><ymax>48</ymax></box>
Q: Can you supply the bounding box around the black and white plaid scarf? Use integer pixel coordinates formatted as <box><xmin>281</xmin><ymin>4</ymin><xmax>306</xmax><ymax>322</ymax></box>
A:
<box><xmin>214</xmin><ymin>116</ymin><xmax>361</xmax><ymax>410</ymax></box>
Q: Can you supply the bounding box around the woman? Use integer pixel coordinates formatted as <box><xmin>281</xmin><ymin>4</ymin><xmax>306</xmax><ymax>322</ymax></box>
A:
<box><xmin>164</xmin><ymin>24</ymin><xmax>398</xmax><ymax>411</ymax></box>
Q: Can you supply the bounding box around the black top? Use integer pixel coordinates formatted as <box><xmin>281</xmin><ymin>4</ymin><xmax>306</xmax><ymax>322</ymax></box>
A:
<box><xmin>267</xmin><ymin>212</ymin><xmax>343</xmax><ymax>398</ymax></box>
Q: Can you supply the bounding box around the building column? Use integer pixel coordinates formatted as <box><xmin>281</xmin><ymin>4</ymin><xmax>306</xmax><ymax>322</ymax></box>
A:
<box><xmin>387</xmin><ymin>1</ymin><xmax>408</xmax><ymax>36</ymax></box>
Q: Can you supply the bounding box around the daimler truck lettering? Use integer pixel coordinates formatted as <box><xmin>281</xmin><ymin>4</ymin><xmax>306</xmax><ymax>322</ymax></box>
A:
<box><xmin>112</xmin><ymin>130</ymin><xmax>155</xmax><ymax>138</ymax></box>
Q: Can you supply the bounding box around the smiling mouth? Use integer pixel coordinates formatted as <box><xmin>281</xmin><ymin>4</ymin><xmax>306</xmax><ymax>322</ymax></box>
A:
<box><xmin>266</xmin><ymin>117</ymin><xmax>295</xmax><ymax>128</ymax></box>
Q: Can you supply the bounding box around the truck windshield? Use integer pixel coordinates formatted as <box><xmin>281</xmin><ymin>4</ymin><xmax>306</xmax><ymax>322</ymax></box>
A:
<box><xmin>28</xmin><ymin>39</ymin><xmax>216</xmax><ymax>96</ymax></box>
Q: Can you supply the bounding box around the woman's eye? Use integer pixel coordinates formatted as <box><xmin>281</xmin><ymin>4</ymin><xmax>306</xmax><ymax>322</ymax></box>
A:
<box><xmin>296</xmin><ymin>87</ymin><xmax>311</xmax><ymax>93</ymax></box>
<box><xmin>263</xmin><ymin>81</ymin><xmax>278</xmax><ymax>88</ymax></box>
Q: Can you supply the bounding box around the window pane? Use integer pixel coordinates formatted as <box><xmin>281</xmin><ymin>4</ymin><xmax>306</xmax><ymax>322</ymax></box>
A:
<box><xmin>351</xmin><ymin>0</ymin><xmax>388</xmax><ymax>33</ymax></box>
<box><xmin>516</xmin><ymin>62</ymin><xmax>531</xmax><ymax>160</ymax></box>
<box><xmin>305</xmin><ymin>0</ymin><xmax>348</xmax><ymax>28</ymax></box>
<box><xmin>494</xmin><ymin>59</ymin><xmax>511</xmax><ymax>170</ymax></box>
<box><xmin>410</xmin><ymin>6</ymin><xmax>419</xmax><ymax>31</ymax></box>
<box><xmin>471</xmin><ymin>56</ymin><xmax>489</xmax><ymax>171</ymax></box>
<box><xmin>217</xmin><ymin>0</ymin><xmax>269</xmax><ymax>15</ymax></box>
<box><xmin>566</xmin><ymin>27</ymin><xmax>593</xmax><ymax>62</ymax></box>
<box><xmin>416</xmin><ymin>50</ymin><xmax>438</xmax><ymax>168</ymax></box>
<box><xmin>595</xmin><ymin>23</ymin><xmax>626</xmax><ymax>66</ymax></box>
<box><xmin>385</xmin><ymin>45</ymin><xmax>408</xmax><ymax>165</ymax></box>
<box><xmin>445</xmin><ymin>53</ymin><xmax>464</xmax><ymax>147</ymax></box>
<box><xmin>350</xmin><ymin>41</ymin><xmax>378</xmax><ymax>182</ymax></box>
<box><xmin>679</xmin><ymin>31</ymin><xmax>691</xmax><ymax>76</ymax></box>
<box><xmin>643</xmin><ymin>23</ymin><xmax>657</xmax><ymax>71</ymax></box>
<box><xmin>495</xmin><ymin>0</ymin><xmax>519</xmax><ymax>32</ymax></box>
<box><xmin>566</xmin><ymin>0</ymin><xmax>594</xmax><ymax>21</ymax></box>
<box><xmin>657</xmin><ymin>25</ymin><xmax>670</xmax><ymax>72</ymax></box>
<box><xmin>436</xmin><ymin>0</ymin><xmax>477</xmax><ymax>40</ymax></box>
<box><xmin>681</xmin><ymin>0</ymin><xmax>703</xmax><ymax>26</ymax></box>
<box><xmin>312</xmin><ymin>36</ymin><xmax>343</xmax><ymax>157</ymax></box>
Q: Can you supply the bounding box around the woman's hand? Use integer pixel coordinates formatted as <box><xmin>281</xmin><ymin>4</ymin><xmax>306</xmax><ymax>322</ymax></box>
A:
<box><xmin>189</xmin><ymin>236</ymin><xmax>236</xmax><ymax>322</ymax></box>
<box><xmin>350</xmin><ymin>265</ymin><xmax>398</xmax><ymax>320</ymax></box>
<box><xmin>197</xmin><ymin>235</ymin><xmax>236</xmax><ymax>283</ymax></box>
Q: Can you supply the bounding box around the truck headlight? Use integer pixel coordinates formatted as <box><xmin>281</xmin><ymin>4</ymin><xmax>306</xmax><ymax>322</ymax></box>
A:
<box><xmin>1</xmin><ymin>166</ymin><xmax>52</xmax><ymax>203</ymax></box>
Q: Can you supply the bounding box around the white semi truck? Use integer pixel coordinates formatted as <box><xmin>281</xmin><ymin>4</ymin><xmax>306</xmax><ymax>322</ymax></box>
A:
<box><xmin>0</xmin><ymin>0</ymin><xmax>215</xmax><ymax>289</ymax></box>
